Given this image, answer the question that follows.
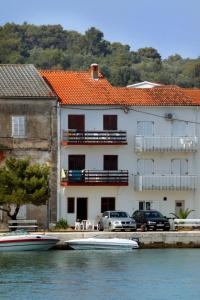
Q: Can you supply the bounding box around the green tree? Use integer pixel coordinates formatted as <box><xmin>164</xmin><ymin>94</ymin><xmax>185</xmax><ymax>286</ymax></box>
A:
<box><xmin>84</xmin><ymin>27</ymin><xmax>109</xmax><ymax>56</ymax></box>
<box><xmin>0</xmin><ymin>157</ymin><xmax>50</xmax><ymax>220</ymax></box>
<box><xmin>0</xmin><ymin>22</ymin><xmax>199</xmax><ymax>87</ymax></box>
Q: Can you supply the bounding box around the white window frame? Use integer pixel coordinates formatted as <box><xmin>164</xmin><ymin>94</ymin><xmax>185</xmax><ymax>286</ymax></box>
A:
<box><xmin>139</xmin><ymin>201</ymin><xmax>152</xmax><ymax>210</ymax></box>
<box><xmin>171</xmin><ymin>159</ymin><xmax>188</xmax><ymax>175</ymax></box>
<box><xmin>137</xmin><ymin>159</ymin><xmax>154</xmax><ymax>175</ymax></box>
<box><xmin>12</xmin><ymin>116</ymin><xmax>26</xmax><ymax>138</ymax></box>
<box><xmin>137</xmin><ymin>121</ymin><xmax>154</xmax><ymax>136</ymax></box>
<box><xmin>171</xmin><ymin>120</ymin><xmax>188</xmax><ymax>137</ymax></box>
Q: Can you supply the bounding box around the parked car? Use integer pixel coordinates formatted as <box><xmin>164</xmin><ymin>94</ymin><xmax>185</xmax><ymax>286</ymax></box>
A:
<box><xmin>99</xmin><ymin>210</ymin><xmax>137</xmax><ymax>231</ymax></box>
<box><xmin>132</xmin><ymin>210</ymin><xmax>170</xmax><ymax>231</ymax></box>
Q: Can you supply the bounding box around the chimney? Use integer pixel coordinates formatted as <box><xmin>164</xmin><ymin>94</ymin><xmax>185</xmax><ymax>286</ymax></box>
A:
<box><xmin>90</xmin><ymin>63</ymin><xmax>99</xmax><ymax>80</ymax></box>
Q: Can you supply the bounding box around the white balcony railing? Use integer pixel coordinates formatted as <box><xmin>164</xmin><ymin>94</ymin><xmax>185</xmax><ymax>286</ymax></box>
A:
<box><xmin>134</xmin><ymin>175</ymin><xmax>197</xmax><ymax>191</ymax></box>
<box><xmin>134</xmin><ymin>136</ymin><xmax>198</xmax><ymax>152</ymax></box>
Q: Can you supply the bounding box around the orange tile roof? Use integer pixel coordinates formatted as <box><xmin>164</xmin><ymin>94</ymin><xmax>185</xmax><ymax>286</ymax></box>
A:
<box><xmin>40</xmin><ymin>70</ymin><xmax>200</xmax><ymax>106</ymax></box>
<box><xmin>184</xmin><ymin>89</ymin><xmax>200</xmax><ymax>103</ymax></box>
<box><xmin>41</xmin><ymin>70</ymin><xmax>113</xmax><ymax>105</ymax></box>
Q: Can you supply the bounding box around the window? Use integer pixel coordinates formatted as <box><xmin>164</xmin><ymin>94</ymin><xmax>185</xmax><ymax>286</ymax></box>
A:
<box><xmin>137</xmin><ymin>121</ymin><xmax>154</xmax><ymax>136</ymax></box>
<box><xmin>139</xmin><ymin>201</ymin><xmax>151</xmax><ymax>210</ymax></box>
<box><xmin>67</xmin><ymin>197</ymin><xmax>75</xmax><ymax>213</ymax></box>
<box><xmin>104</xmin><ymin>155</ymin><xmax>118</xmax><ymax>170</ymax></box>
<box><xmin>101</xmin><ymin>197</ymin><xmax>115</xmax><ymax>213</ymax></box>
<box><xmin>68</xmin><ymin>115</ymin><xmax>85</xmax><ymax>130</ymax></box>
<box><xmin>12</xmin><ymin>116</ymin><xmax>26</xmax><ymax>137</ymax></box>
<box><xmin>103</xmin><ymin>115</ymin><xmax>117</xmax><ymax>130</ymax></box>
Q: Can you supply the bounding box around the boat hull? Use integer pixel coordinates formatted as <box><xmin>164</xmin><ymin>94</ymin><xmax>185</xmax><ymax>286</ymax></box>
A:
<box><xmin>0</xmin><ymin>235</ymin><xmax>59</xmax><ymax>251</ymax></box>
<box><xmin>66</xmin><ymin>238</ymin><xmax>139</xmax><ymax>250</ymax></box>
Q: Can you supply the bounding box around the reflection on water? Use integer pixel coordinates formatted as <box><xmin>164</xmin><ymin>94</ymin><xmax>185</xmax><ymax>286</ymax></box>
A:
<box><xmin>0</xmin><ymin>249</ymin><xmax>200</xmax><ymax>300</ymax></box>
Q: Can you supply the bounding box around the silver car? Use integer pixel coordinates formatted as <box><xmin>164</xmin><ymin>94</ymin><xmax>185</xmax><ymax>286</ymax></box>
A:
<box><xmin>99</xmin><ymin>210</ymin><xmax>137</xmax><ymax>231</ymax></box>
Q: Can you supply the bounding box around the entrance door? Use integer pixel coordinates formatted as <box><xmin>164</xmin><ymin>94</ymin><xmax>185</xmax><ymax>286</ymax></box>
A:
<box><xmin>76</xmin><ymin>198</ymin><xmax>87</xmax><ymax>221</ymax></box>
<box><xmin>175</xmin><ymin>200</ymin><xmax>185</xmax><ymax>216</ymax></box>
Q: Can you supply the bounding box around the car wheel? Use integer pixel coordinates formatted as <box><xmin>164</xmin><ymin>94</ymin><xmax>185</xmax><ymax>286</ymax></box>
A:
<box><xmin>98</xmin><ymin>223</ymin><xmax>103</xmax><ymax>231</ymax></box>
<box><xmin>141</xmin><ymin>224</ymin><xmax>147</xmax><ymax>231</ymax></box>
<box><xmin>164</xmin><ymin>228</ymin><xmax>170</xmax><ymax>231</ymax></box>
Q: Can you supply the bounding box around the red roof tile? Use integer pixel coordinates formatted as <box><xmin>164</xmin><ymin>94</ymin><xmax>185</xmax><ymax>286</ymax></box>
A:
<box><xmin>184</xmin><ymin>89</ymin><xmax>200</xmax><ymax>103</ymax></box>
<box><xmin>40</xmin><ymin>70</ymin><xmax>200</xmax><ymax>106</ymax></box>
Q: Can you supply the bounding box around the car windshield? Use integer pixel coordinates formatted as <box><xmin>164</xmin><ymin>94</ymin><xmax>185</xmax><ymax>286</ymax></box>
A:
<box><xmin>110</xmin><ymin>212</ymin><xmax>128</xmax><ymax>218</ymax></box>
<box><xmin>144</xmin><ymin>211</ymin><xmax>163</xmax><ymax>218</ymax></box>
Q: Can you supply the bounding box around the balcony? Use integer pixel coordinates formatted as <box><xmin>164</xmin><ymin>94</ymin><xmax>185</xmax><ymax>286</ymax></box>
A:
<box><xmin>134</xmin><ymin>175</ymin><xmax>197</xmax><ymax>191</ymax></box>
<box><xmin>62</xmin><ymin>130</ymin><xmax>127</xmax><ymax>145</ymax></box>
<box><xmin>61</xmin><ymin>170</ymin><xmax>129</xmax><ymax>186</ymax></box>
<box><xmin>134</xmin><ymin>136</ymin><xmax>198</xmax><ymax>152</ymax></box>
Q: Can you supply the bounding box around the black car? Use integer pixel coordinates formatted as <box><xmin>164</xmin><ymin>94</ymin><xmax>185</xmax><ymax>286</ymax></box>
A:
<box><xmin>132</xmin><ymin>210</ymin><xmax>170</xmax><ymax>231</ymax></box>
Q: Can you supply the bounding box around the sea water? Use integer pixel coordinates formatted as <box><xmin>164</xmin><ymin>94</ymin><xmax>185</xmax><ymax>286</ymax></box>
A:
<box><xmin>0</xmin><ymin>249</ymin><xmax>200</xmax><ymax>300</ymax></box>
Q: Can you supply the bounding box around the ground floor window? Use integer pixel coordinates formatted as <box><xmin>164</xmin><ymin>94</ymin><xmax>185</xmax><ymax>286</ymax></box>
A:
<box><xmin>139</xmin><ymin>201</ymin><xmax>151</xmax><ymax>210</ymax></box>
<box><xmin>101</xmin><ymin>197</ymin><xmax>115</xmax><ymax>213</ymax></box>
<box><xmin>67</xmin><ymin>197</ymin><xmax>75</xmax><ymax>213</ymax></box>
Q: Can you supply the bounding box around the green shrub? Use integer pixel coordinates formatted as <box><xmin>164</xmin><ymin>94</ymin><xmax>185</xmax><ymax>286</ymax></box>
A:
<box><xmin>55</xmin><ymin>218</ymin><xmax>68</xmax><ymax>229</ymax></box>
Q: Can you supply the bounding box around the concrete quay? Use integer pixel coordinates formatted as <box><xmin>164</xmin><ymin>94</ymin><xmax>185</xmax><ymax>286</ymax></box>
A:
<box><xmin>46</xmin><ymin>230</ymin><xmax>200</xmax><ymax>249</ymax></box>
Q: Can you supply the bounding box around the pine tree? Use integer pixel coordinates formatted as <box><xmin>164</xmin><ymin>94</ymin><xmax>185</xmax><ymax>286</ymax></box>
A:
<box><xmin>0</xmin><ymin>157</ymin><xmax>50</xmax><ymax>220</ymax></box>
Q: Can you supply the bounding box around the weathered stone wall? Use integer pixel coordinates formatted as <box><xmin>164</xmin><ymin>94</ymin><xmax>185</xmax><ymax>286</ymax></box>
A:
<box><xmin>0</xmin><ymin>98</ymin><xmax>58</xmax><ymax>227</ymax></box>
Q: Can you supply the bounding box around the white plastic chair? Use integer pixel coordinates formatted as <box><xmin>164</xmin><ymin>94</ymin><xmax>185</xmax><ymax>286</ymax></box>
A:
<box><xmin>75</xmin><ymin>221</ymin><xmax>81</xmax><ymax>230</ymax></box>
<box><xmin>85</xmin><ymin>220</ymin><xmax>94</xmax><ymax>231</ymax></box>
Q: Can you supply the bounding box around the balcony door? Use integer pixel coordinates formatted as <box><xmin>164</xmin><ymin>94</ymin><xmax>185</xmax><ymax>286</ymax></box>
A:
<box><xmin>171</xmin><ymin>159</ymin><xmax>188</xmax><ymax>175</ymax></box>
<box><xmin>137</xmin><ymin>159</ymin><xmax>154</xmax><ymax>175</ymax></box>
<box><xmin>172</xmin><ymin>121</ymin><xmax>188</xmax><ymax>137</ymax></box>
<box><xmin>104</xmin><ymin>155</ymin><xmax>118</xmax><ymax>170</ymax></box>
<box><xmin>68</xmin><ymin>115</ymin><xmax>85</xmax><ymax>130</ymax></box>
<box><xmin>68</xmin><ymin>155</ymin><xmax>85</xmax><ymax>170</ymax></box>
<box><xmin>137</xmin><ymin>121</ymin><xmax>154</xmax><ymax>136</ymax></box>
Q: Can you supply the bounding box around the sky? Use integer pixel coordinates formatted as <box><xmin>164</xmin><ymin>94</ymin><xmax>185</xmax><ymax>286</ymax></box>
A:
<box><xmin>0</xmin><ymin>0</ymin><xmax>199</xmax><ymax>59</ymax></box>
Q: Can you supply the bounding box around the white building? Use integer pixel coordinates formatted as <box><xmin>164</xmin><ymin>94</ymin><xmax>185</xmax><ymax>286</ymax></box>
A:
<box><xmin>127</xmin><ymin>81</ymin><xmax>162</xmax><ymax>88</ymax></box>
<box><xmin>42</xmin><ymin>66</ymin><xmax>200</xmax><ymax>226</ymax></box>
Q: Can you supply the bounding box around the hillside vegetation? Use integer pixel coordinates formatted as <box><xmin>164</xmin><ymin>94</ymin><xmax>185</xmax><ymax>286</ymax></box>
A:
<box><xmin>0</xmin><ymin>23</ymin><xmax>200</xmax><ymax>87</ymax></box>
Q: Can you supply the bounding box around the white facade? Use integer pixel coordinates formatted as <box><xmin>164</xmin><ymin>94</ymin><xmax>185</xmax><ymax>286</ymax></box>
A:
<box><xmin>127</xmin><ymin>81</ymin><xmax>162</xmax><ymax>88</ymax></box>
<box><xmin>58</xmin><ymin>105</ymin><xmax>200</xmax><ymax>226</ymax></box>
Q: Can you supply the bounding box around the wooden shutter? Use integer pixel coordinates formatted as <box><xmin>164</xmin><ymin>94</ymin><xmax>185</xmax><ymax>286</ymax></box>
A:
<box><xmin>68</xmin><ymin>155</ymin><xmax>85</xmax><ymax>170</ymax></box>
<box><xmin>104</xmin><ymin>155</ymin><xmax>118</xmax><ymax>170</ymax></box>
<box><xmin>68</xmin><ymin>115</ymin><xmax>85</xmax><ymax>130</ymax></box>
<box><xmin>103</xmin><ymin>115</ymin><xmax>117</xmax><ymax>130</ymax></box>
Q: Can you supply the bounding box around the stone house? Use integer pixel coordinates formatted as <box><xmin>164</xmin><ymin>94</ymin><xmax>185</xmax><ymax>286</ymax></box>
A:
<box><xmin>0</xmin><ymin>64</ymin><xmax>58</xmax><ymax>228</ymax></box>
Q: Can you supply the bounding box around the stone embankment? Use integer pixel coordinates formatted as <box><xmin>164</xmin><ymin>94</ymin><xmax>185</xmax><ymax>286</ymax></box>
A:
<box><xmin>46</xmin><ymin>230</ymin><xmax>200</xmax><ymax>249</ymax></box>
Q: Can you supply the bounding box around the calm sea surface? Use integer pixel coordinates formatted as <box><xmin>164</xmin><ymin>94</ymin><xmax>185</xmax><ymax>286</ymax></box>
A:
<box><xmin>0</xmin><ymin>249</ymin><xmax>200</xmax><ymax>300</ymax></box>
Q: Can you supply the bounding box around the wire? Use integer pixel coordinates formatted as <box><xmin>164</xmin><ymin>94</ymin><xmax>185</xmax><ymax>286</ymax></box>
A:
<box><xmin>63</xmin><ymin>105</ymin><xmax>200</xmax><ymax>125</ymax></box>
<box><xmin>129</xmin><ymin>108</ymin><xmax>200</xmax><ymax>124</ymax></box>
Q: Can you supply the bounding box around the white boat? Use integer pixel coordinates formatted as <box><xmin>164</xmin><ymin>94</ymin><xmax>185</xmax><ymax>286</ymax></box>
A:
<box><xmin>0</xmin><ymin>230</ymin><xmax>59</xmax><ymax>251</ymax></box>
<box><xmin>65</xmin><ymin>237</ymin><xmax>139</xmax><ymax>250</ymax></box>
